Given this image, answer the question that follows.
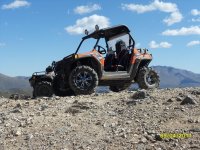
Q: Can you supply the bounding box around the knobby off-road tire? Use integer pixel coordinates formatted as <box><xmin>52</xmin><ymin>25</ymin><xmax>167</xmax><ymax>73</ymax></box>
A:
<box><xmin>137</xmin><ymin>67</ymin><xmax>160</xmax><ymax>89</ymax></box>
<box><xmin>69</xmin><ymin>66</ymin><xmax>98</xmax><ymax>95</ymax></box>
<box><xmin>53</xmin><ymin>75</ymin><xmax>75</xmax><ymax>96</ymax></box>
<box><xmin>34</xmin><ymin>81</ymin><xmax>53</xmax><ymax>97</ymax></box>
<box><xmin>109</xmin><ymin>83</ymin><xmax>132</xmax><ymax>92</ymax></box>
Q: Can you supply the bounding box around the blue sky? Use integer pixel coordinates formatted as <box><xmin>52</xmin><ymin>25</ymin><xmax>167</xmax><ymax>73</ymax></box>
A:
<box><xmin>0</xmin><ymin>0</ymin><xmax>200</xmax><ymax>77</ymax></box>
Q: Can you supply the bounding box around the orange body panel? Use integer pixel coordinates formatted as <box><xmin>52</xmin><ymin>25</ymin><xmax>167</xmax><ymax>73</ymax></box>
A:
<box><xmin>131</xmin><ymin>48</ymin><xmax>152</xmax><ymax>64</ymax></box>
<box><xmin>75</xmin><ymin>49</ymin><xmax>105</xmax><ymax>66</ymax></box>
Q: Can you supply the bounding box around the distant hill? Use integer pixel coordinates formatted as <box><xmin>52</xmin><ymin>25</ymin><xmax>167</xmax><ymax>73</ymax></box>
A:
<box><xmin>153</xmin><ymin>66</ymin><xmax>200</xmax><ymax>88</ymax></box>
<box><xmin>0</xmin><ymin>73</ymin><xmax>32</xmax><ymax>97</ymax></box>
<box><xmin>0</xmin><ymin>66</ymin><xmax>200</xmax><ymax>97</ymax></box>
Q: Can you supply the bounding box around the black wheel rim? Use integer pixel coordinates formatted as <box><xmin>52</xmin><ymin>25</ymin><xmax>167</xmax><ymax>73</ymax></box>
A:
<box><xmin>74</xmin><ymin>71</ymin><xmax>93</xmax><ymax>90</ymax></box>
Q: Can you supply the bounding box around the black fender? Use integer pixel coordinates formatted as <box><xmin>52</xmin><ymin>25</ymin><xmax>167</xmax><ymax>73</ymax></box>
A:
<box><xmin>70</xmin><ymin>56</ymin><xmax>102</xmax><ymax>78</ymax></box>
<box><xmin>131</xmin><ymin>58</ymin><xmax>152</xmax><ymax>81</ymax></box>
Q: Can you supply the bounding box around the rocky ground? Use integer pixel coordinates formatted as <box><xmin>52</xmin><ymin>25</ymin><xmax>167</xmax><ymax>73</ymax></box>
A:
<box><xmin>0</xmin><ymin>87</ymin><xmax>200</xmax><ymax>150</ymax></box>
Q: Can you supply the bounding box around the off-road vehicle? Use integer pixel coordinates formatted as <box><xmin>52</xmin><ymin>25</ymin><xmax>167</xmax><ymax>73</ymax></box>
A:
<box><xmin>29</xmin><ymin>25</ymin><xmax>160</xmax><ymax>97</ymax></box>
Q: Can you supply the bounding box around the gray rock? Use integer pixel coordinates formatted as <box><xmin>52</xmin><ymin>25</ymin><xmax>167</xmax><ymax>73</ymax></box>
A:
<box><xmin>11</xmin><ymin>108</ymin><xmax>22</xmax><ymax>113</ymax></box>
<box><xmin>40</xmin><ymin>104</ymin><xmax>48</xmax><ymax>111</ymax></box>
<box><xmin>191</xmin><ymin>90</ymin><xmax>200</xmax><ymax>95</ymax></box>
<box><xmin>25</xmin><ymin>134</ymin><xmax>33</xmax><ymax>140</ymax></box>
<box><xmin>0</xmin><ymin>119</ymin><xmax>4</xmax><ymax>124</ymax></box>
<box><xmin>140</xmin><ymin>137</ymin><xmax>147</xmax><ymax>143</ymax></box>
<box><xmin>180</xmin><ymin>95</ymin><xmax>197</xmax><ymax>105</ymax></box>
<box><xmin>132</xmin><ymin>90</ymin><xmax>147</xmax><ymax>99</ymax></box>
<box><xmin>167</xmin><ymin>98</ymin><xmax>173</xmax><ymax>102</ymax></box>
<box><xmin>12</xmin><ymin>128</ymin><xmax>21</xmax><ymax>136</ymax></box>
<box><xmin>176</xmin><ymin>96</ymin><xmax>182</xmax><ymax>101</ymax></box>
<box><xmin>154</xmin><ymin>134</ymin><xmax>162</xmax><ymax>141</ymax></box>
<box><xmin>189</xmin><ymin>128</ymin><xmax>200</xmax><ymax>132</ymax></box>
<box><xmin>188</xmin><ymin>119</ymin><xmax>194</xmax><ymax>123</ymax></box>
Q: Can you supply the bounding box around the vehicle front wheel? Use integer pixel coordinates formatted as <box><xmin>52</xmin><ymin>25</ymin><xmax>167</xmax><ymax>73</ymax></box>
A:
<box><xmin>69</xmin><ymin>66</ymin><xmax>98</xmax><ymax>95</ymax></box>
<box><xmin>34</xmin><ymin>81</ymin><xmax>53</xmax><ymax>97</ymax></box>
<box><xmin>137</xmin><ymin>67</ymin><xmax>160</xmax><ymax>89</ymax></box>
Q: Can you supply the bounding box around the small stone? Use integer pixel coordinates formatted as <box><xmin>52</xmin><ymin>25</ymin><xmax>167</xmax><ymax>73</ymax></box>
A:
<box><xmin>36</xmin><ymin>112</ymin><xmax>41</xmax><ymax>116</ymax></box>
<box><xmin>15</xmin><ymin>103</ymin><xmax>22</xmax><ymax>109</ymax></box>
<box><xmin>188</xmin><ymin>119</ymin><xmax>194</xmax><ymax>123</ymax></box>
<box><xmin>55</xmin><ymin>96</ymin><xmax>60</xmax><ymax>100</ymax></box>
<box><xmin>52</xmin><ymin>112</ymin><xmax>58</xmax><ymax>116</ymax></box>
<box><xmin>107</xmin><ymin>111</ymin><xmax>116</xmax><ymax>116</ymax></box>
<box><xmin>0</xmin><ymin>119</ymin><xmax>4</xmax><ymax>124</ymax></box>
<box><xmin>130</xmin><ymin>136</ymin><xmax>139</xmax><ymax>144</ymax></box>
<box><xmin>11</xmin><ymin>108</ymin><xmax>22</xmax><ymax>113</ymax></box>
<box><xmin>5</xmin><ymin>123</ymin><xmax>10</xmax><ymax>127</ymax></box>
<box><xmin>40</xmin><ymin>104</ymin><xmax>48</xmax><ymax>111</ymax></box>
<box><xmin>167</xmin><ymin>98</ymin><xmax>173</xmax><ymax>102</ymax></box>
<box><xmin>13</xmin><ymin>129</ymin><xmax>21</xmax><ymax>136</ymax></box>
<box><xmin>111</xmin><ymin>123</ymin><xmax>116</xmax><ymax>128</ymax></box>
<box><xmin>120</xmin><ymin>133</ymin><xmax>127</xmax><ymax>138</ymax></box>
<box><xmin>145</xmin><ymin>135</ymin><xmax>155</xmax><ymax>142</ymax></box>
<box><xmin>25</xmin><ymin>134</ymin><xmax>33</xmax><ymax>140</ymax></box>
<box><xmin>154</xmin><ymin>134</ymin><xmax>162</xmax><ymax>141</ymax></box>
<box><xmin>176</xmin><ymin>97</ymin><xmax>182</xmax><ymax>101</ymax></box>
<box><xmin>103</xmin><ymin>137</ymin><xmax>111</xmax><ymax>143</ymax></box>
<box><xmin>42</xmin><ymin>97</ymin><xmax>49</xmax><ymax>100</ymax></box>
<box><xmin>26</xmin><ymin>118</ymin><xmax>33</xmax><ymax>125</ymax></box>
<box><xmin>126</xmin><ymin>120</ymin><xmax>132</xmax><ymax>124</ymax></box>
<box><xmin>190</xmin><ymin>128</ymin><xmax>200</xmax><ymax>132</ymax></box>
<box><xmin>103</xmin><ymin>122</ymin><xmax>108</xmax><ymax>128</ymax></box>
<box><xmin>191</xmin><ymin>90</ymin><xmax>200</xmax><ymax>95</ymax></box>
<box><xmin>132</xmin><ymin>90</ymin><xmax>147</xmax><ymax>99</ymax></box>
<box><xmin>140</xmin><ymin>137</ymin><xmax>147</xmax><ymax>143</ymax></box>
<box><xmin>180</xmin><ymin>95</ymin><xmax>197</xmax><ymax>105</ymax></box>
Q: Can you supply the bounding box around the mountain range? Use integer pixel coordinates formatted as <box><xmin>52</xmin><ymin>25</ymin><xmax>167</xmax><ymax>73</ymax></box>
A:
<box><xmin>0</xmin><ymin>66</ymin><xmax>200</xmax><ymax>97</ymax></box>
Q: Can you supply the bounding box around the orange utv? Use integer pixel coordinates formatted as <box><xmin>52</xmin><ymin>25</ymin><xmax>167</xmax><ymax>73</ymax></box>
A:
<box><xmin>29</xmin><ymin>25</ymin><xmax>160</xmax><ymax>97</ymax></box>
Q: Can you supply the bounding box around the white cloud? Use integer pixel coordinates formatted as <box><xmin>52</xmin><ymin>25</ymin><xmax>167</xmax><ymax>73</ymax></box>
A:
<box><xmin>121</xmin><ymin>0</ymin><xmax>183</xmax><ymax>26</ymax></box>
<box><xmin>163</xmin><ymin>11</ymin><xmax>183</xmax><ymax>26</ymax></box>
<box><xmin>2</xmin><ymin>0</ymin><xmax>30</xmax><ymax>10</ymax></box>
<box><xmin>122</xmin><ymin>3</ymin><xmax>155</xmax><ymax>13</ymax></box>
<box><xmin>74</xmin><ymin>4</ymin><xmax>101</xmax><ymax>15</ymax></box>
<box><xmin>162</xmin><ymin>26</ymin><xmax>200</xmax><ymax>36</ymax></box>
<box><xmin>191</xmin><ymin>9</ymin><xmax>200</xmax><ymax>16</ymax></box>
<box><xmin>192</xmin><ymin>18</ymin><xmax>200</xmax><ymax>22</ymax></box>
<box><xmin>65</xmin><ymin>14</ymin><xmax>110</xmax><ymax>35</ymax></box>
<box><xmin>0</xmin><ymin>42</ymin><xmax>6</xmax><ymax>47</ymax></box>
<box><xmin>149</xmin><ymin>40</ymin><xmax>172</xmax><ymax>49</ymax></box>
<box><xmin>187</xmin><ymin>40</ymin><xmax>200</xmax><ymax>47</ymax></box>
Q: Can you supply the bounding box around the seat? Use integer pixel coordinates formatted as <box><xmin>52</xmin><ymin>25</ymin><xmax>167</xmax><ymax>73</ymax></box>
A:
<box><xmin>115</xmin><ymin>40</ymin><xmax>130</xmax><ymax>70</ymax></box>
<box><xmin>104</xmin><ymin>51</ymin><xmax>117</xmax><ymax>71</ymax></box>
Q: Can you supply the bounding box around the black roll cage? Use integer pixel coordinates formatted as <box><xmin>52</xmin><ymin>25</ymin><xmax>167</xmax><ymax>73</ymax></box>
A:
<box><xmin>75</xmin><ymin>25</ymin><xmax>135</xmax><ymax>54</ymax></box>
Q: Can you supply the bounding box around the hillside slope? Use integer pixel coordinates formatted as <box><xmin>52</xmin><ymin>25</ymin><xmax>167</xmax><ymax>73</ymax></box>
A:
<box><xmin>153</xmin><ymin>66</ymin><xmax>200</xmax><ymax>88</ymax></box>
<box><xmin>0</xmin><ymin>87</ymin><xmax>199</xmax><ymax>149</ymax></box>
<box><xmin>0</xmin><ymin>73</ymin><xmax>31</xmax><ymax>97</ymax></box>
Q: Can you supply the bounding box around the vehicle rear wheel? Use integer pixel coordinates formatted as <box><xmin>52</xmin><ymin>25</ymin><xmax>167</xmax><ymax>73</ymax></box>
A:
<box><xmin>34</xmin><ymin>81</ymin><xmax>53</xmax><ymax>97</ymax></box>
<box><xmin>69</xmin><ymin>66</ymin><xmax>98</xmax><ymax>95</ymax></box>
<box><xmin>137</xmin><ymin>67</ymin><xmax>160</xmax><ymax>89</ymax></box>
<box><xmin>53</xmin><ymin>75</ymin><xmax>75</xmax><ymax>96</ymax></box>
<box><xmin>109</xmin><ymin>83</ymin><xmax>131</xmax><ymax>92</ymax></box>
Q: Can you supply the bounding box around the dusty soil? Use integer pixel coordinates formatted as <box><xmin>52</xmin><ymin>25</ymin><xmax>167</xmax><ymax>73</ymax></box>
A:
<box><xmin>0</xmin><ymin>87</ymin><xmax>200</xmax><ymax>150</ymax></box>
